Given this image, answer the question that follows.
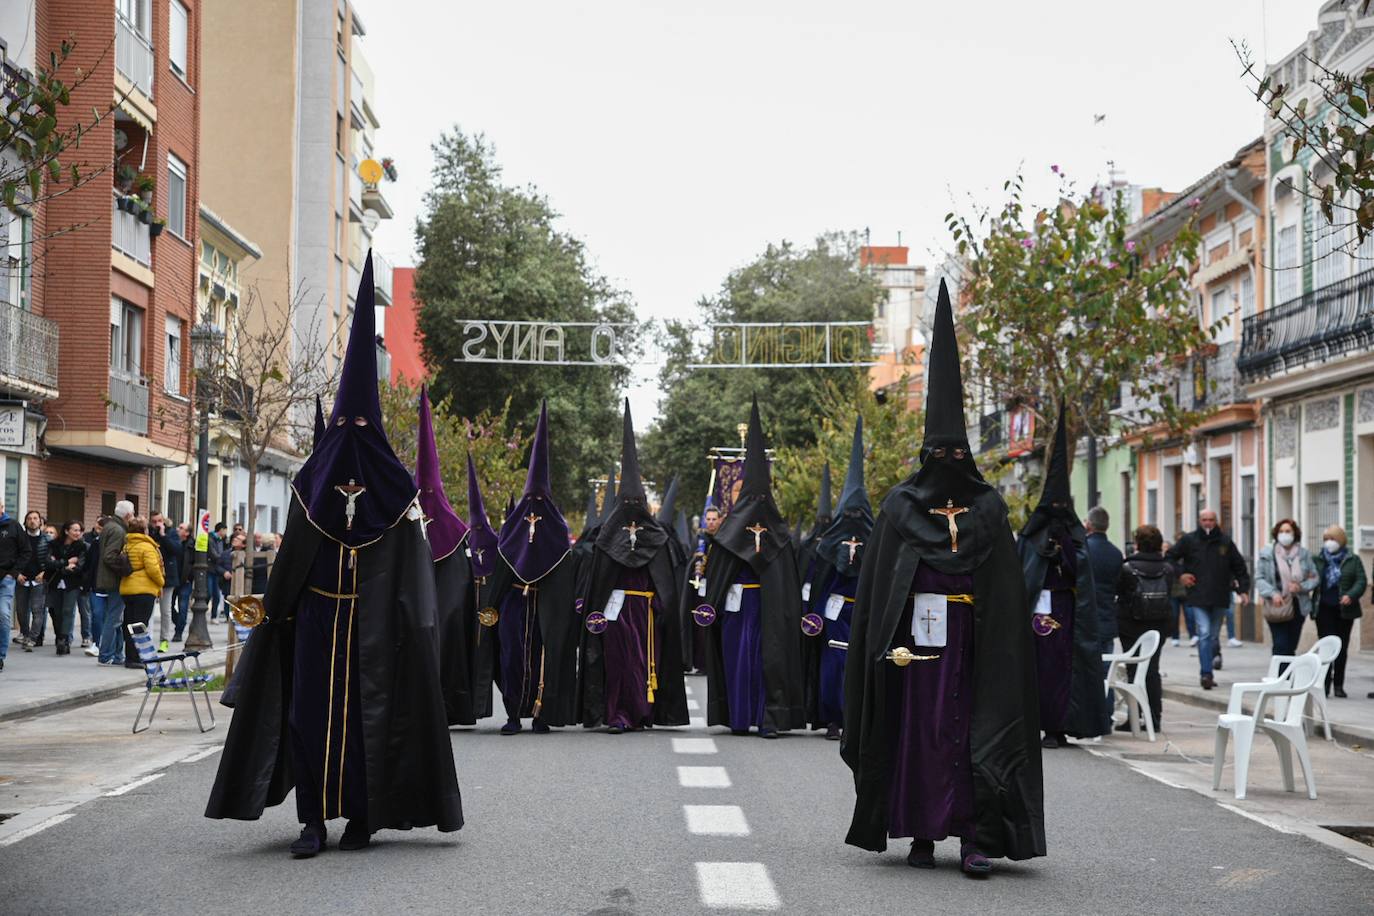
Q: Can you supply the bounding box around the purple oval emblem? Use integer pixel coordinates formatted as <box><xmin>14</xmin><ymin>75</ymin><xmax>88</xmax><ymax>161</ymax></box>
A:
<box><xmin>800</xmin><ymin>612</ymin><xmax>824</xmax><ymax>637</ymax></box>
<box><xmin>1031</xmin><ymin>614</ymin><xmax>1059</xmax><ymax>637</ymax></box>
<box><xmin>692</xmin><ymin>603</ymin><xmax>717</xmax><ymax>627</ymax></box>
<box><xmin>574</xmin><ymin>597</ymin><xmax>585</xmax><ymax>614</ymax></box>
<box><xmin>585</xmin><ymin>611</ymin><xmax>608</xmax><ymax>634</ymax></box>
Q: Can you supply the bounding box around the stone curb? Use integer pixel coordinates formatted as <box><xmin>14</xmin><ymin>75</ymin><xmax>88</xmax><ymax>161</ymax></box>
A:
<box><xmin>1160</xmin><ymin>683</ymin><xmax>1374</xmax><ymax>746</ymax></box>
<box><xmin>0</xmin><ymin>659</ymin><xmax>227</xmax><ymax>724</ymax></box>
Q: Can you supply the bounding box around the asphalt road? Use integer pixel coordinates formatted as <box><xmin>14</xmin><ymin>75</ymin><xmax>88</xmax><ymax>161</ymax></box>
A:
<box><xmin>1</xmin><ymin>674</ymin><xmax>1371</xmax><ymax>915</ymax></box>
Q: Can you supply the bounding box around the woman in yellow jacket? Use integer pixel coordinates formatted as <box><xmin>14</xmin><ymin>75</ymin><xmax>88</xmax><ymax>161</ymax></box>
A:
<box><xmin>120</xmin><ymin>517</ymin><xmax>166</xmax><ymax>667</ymax></box>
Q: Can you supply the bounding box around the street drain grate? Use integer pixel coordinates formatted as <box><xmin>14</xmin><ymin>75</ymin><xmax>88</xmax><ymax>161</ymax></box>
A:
<box><xmin>1322</xmin><ymin>825</ymin><xmax>1374</xmax><ymax>848</ymax></box>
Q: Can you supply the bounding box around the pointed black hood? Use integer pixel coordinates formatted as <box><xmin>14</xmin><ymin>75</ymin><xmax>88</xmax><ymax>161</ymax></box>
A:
<box><xmin>714</xmin><ymin>396</ymin><xmax>789</xmax><ymax>570</ymax></box>
<box><xmin>465</xmin><ymin>452</ymin><xmax>499</xmax><ymax>578</ymax></box>
<box><xmin>817</xmin><ymin>416</ymin><xmax>874</xmax><ymax>577</ymax></box>
<box><xmin>291</xmin><ymin>251</ymin><xmax>417</xmax><ymax>547</ymax></box>
<box><xmin>580</xmin><ymin>487</ymin><xmax>600</xmax><ymax>539</ymax></box>
<box><xmin>497</xmin><ymin>400</ymin><xmax>570</xmax><ymax>582</ymax></box>
<box><xmin>599</xmin><ymin>464</ymin><xmax>618</xmax><ymax>524</ymax></box>
<box><xmin>804</xmin><ymin>462</ymin><xmax>834</xmax><ymax>543</ymax></box>
<box><xmin>656</xmin><ymin>475</ymin><xmax>679</xmax><ymax>526</ymax></box>
<box><xmin>880</xmin><ymin>278</ymin><xmax>1004</xmax><ymax>574</ymax></box>
<box><xmin>313</xmin><ymin>395</ymin><xmax>325</xmax><ymax>449</ymax></box>
<box><xmin>596</xmin><ymin>399</ymin><xmax>667</xmax><ymax>568</ymax></box>
<box><xmin>674</xmin><ymin>509</ymin><xmax>691</xmax><ymax>550</ymax></box>
<box><xmin>1020</xmin><ymin>403</ymin><xmax>1082</xmax><ymax>544</ymax></box>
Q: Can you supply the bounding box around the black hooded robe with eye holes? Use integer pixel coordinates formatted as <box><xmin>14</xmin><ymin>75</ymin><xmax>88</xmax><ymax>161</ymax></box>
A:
<box><xmin>465</xmin><ymin>453</ymin><xmax>504</xmax><ymax>723</ymax></box>
<box><xmin>576</xmin><ymin>403</ymin><xmax>689</xmax><ymax>729</ymax></box>
<box><xmin>700</xmin><ymin>398</ymin><xmax>805</xmax><ymax>733</ymax></box>
<box><xmin>1018</xmin><ymin>406</ymin><xmax>1108</xmax><ymax>741</ymax></box>
<box><xmin>205</xmin><ymin>253</ymin><xmax>462</xmax><ymax>838</ymax></box>
<box><xmin>841</xmin><ymin>279</ymin><xmax>1043</xmax><ymax>859</ymax></box>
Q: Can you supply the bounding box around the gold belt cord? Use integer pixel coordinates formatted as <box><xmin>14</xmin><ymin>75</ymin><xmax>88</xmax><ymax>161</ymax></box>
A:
<box><xmin>646</xmin><ymin>601</ymin><xmax>657</xmax><ymax>704</ymax></box>
<box><xmin>322</xmin><ymin>544</ymin><xmax>344</xmax><ymax>819</ymax></box>
<box><xmin>532</xmin><ymin>649</ymin><xmax>547</xmax><ymax>718</ymax></box>
<box><xmin>337</xmin><ymin>548</ymin><xmax>358</xmax><ymax>815</ymax></box>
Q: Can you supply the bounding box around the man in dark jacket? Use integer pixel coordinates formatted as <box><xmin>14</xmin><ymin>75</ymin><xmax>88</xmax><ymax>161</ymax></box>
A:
<box><xmin>15</xmin><ymin>510</ymin><xmax>51</xmax><ymax>649</ymax></box>
<box><xmin>174</xmin><ymin>521</ymin><xmax>195</xmax><ymax>641</ymax></box>
<box><xmin>1085</xmin><ymin>506</ymin><xmax>1123</xmax><ymax>733</ymax></box>
<box><xmin>95</xmin><ymin>503</ymin><xmax>133</xmax><ymax>665</ymax></box>
<box><xmin>208</xmin><ymin>522</ymin><xmax>227</xmax><ymax>620</ymax></box>
<box><xmin>80</xmin><ymin>518</ymin><xmax>104</xmax><ymax>655</ymax></box>
<box><xmin>0</xmin><ymin>499</ymin><xmax>33</xmax><ymax>672</ymax></box>
<box><xmin>150</xmin><ymin>512</ymin><xmax>181</xmax><ymax>651</ymax></box>
<box><xmin>1166</xmin><ymin>509</ymin><xmax>1250</xmax><ymax>690</ymax></box>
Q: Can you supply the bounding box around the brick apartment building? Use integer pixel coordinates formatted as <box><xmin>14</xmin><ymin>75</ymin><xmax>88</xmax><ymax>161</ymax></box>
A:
<box><xmin>21</xmin><ymin>0</ymin><xmax>201</xmax><ymax>525</ymax></box>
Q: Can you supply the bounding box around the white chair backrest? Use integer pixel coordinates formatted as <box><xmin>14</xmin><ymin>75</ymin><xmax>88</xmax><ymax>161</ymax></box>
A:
<box><xmin>1310</xmin><ymin>635</ymin><xmax>1342</xmax><ymax>666</ymax></box>
<box><xmin>1276</xmin><ymin>655</ymin><xmax>1321</xmax><ymax>727</ymax></box>
<box><xmin>1130</xmin><ymin>629</ymin><xmax>1161</xmax><ymax>661</ymax></box>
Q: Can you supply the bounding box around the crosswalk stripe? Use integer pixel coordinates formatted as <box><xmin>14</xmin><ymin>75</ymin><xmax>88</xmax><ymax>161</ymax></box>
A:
<box><xmin>671</xmin><ymin>737</ymin><xmax>717</xmax><ymax>754</ymax></box>
<box><xmin>677</xmin><ymin>766</ymin><xmax>731</xmax><ymax>788</ymax></box>
<box><xmin>694</xmin><ymin>862</ymin><xmax>780</xmax><ymax>910</ymax></box>
<box><xmin>684</xmin><ymin>805</ymin><xmax>750</xmax><ymax>836</ymax></box>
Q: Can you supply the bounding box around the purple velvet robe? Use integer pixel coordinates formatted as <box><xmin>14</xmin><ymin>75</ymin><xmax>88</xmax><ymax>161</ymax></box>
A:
<box><xmin>886</xmin><ymin>565</ymin><xmax>976</xmax><ymax>843</ymax></box>
<box><xmin>496</xmin><ymin>585</ymin><xmax>545</xmax><ymax>720</ymax></box>
<box><xmin>1033</xmin><ymin>535</ymin><xmax>1075</xmax><ymax>733</ymax></box>
<box><xmin>719</xmin><ymin>565</ymin><xmax>765</xmax><ymax>730</ymax></box>
<box><xmin>289</xmin><ymin>541</ymin><xmax>366</xmax><ymax>825</ymax></box>
<box><xmin>818</xmin><ymin>568</ymin><xmax>856</xmax><ymax>727</ymax></box>
<box><xmin>600</xmin><ymin>567</ymin><xmax>664</xmax><ymax>729</ymax></box>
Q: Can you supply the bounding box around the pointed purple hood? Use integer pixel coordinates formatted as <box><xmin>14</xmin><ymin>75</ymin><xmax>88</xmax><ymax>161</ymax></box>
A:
<box><xmin>415</xmin><ymin>385</ymin><xmax>467</xmax><ymax>562</ymax></box>
<box><xmin>465</xmin><ymin>452</ymin><xmax>500</xmax><ymax>578</ymax></box>
<box><xmin>291</xmin><ymin>251</ymin><xmax>418</xmax><ymax>547</ymax></box>
<box><xmin>497</xmin><ymin>399</ymin><xmax>570</xmax><ymax>582</ymax></box>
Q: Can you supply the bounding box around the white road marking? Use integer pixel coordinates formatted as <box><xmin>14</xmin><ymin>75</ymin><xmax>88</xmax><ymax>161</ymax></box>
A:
<box><xmin>180</xmin><ymin>745</ymin><xmax>223</xmax><ymax>763</ymax></box>
<box><xmin>689</xmin><ymin>716</ymin><xmax>707</xmax><ymax>728</ymax></box>
<box><xmin>687</xmin><ymin>698</ymin><xmax>701</xmax><ymax>711</ymax></box>
<box><xmin>694</xmin><ymin>862</ymin><xmax>780</xmax><ymax>910</ymax></box>
<box><xmin>685</xmin><ymin>685</ymin><xmax>694</xmax><ymax>696</ymax></box>
<box><xmin>1217</xmin><ymin>803</ymin><xmax>1298</xmax><ymax>835</ymax></box>
<box><xmin>1347</xmin><ymin>857</ymin><xmax>1374</xmax><ymax>873</ymax></box>
<box><xmin>104</xmin><ymin>773</ymin><xmax>165</xmax><ymax>796</ymax></box>
<box><xmin>678</xmin><ymin>766</ymin><xmax>732</xmax><ymax>788</ymax></box>
<box><xmin>672</xmin><ymin>737</ymin><xmax>717</xmax><ymax>755</ymax></box>
<box><xmin>0</xmin><ymin>813</ymin><xmax>75</xmax><ymax>847</ymax></box>
<box><xmin>684</xmin><ymin>804</ymin><xmax>750</xmax><ymax>836</ymax></box>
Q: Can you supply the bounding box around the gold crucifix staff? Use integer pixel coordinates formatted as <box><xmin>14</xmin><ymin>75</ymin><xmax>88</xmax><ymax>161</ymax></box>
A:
<box><xmin>928</xmin><ymin>499</ymin><xmax>970</xmax><ymax>553</ymax></box>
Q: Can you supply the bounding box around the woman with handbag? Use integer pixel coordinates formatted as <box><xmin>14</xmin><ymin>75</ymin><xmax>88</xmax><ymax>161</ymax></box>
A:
<box><xmin>119</xmin><ymin>517</ymin><xmax>166</xmax><ymax>668</ymax></box>
<box><xmin>1253</xmin><ymin>518</ymin><xmax>1319</xmax><ymax>665</ymax></box>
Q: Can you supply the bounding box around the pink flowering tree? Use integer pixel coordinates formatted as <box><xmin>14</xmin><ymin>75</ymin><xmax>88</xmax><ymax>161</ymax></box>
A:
<box><xmin>945</xmin><ymin>169</ymin><xmax>1211</xmax><ymax>472</ymax></box>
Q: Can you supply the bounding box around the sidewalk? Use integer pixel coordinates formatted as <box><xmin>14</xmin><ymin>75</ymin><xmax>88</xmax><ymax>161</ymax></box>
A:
<box><xmin>0</xmin><ymin>631</ymin><xmax>231</xmax><ymax>723</ymax></box>
<box><xmin>1154</xmin><ymin>633</ymin><xmax>1374</xmax><ymax>745</ymax></box>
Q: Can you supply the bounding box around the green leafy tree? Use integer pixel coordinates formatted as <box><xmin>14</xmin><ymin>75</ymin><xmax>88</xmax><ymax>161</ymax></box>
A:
<box><xmin>378</xmin><ymin>379</ymin><xmax>530</xmax><ymax>521</ymax></box>
<box><xmin>946</xmin><ymin>170</ymin><xmax>1212</xmax><ymax>470</ymax></box>
<box><xmin>640</xmin><ymin>234</ymin><xmax>881</xmax><ymax>515</ymax></box>
<box><xmin>413</xmin><ymin>128</ymin><xmax>632</xmax><ymax>506</ymax></box>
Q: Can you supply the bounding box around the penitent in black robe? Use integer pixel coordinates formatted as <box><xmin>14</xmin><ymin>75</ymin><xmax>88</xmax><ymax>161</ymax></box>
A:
<box><xmin>435</xmin><ymin>544</ymin><xmax>477</xmax><ymax>726</ymax></box>
<box><xmin>205</xmin><ymin>496</ymin><xmax>463</xmax><ymax>833</ymax></box>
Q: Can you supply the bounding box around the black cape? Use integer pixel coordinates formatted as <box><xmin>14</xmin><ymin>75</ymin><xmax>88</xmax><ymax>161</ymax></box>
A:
<box><xmin>436</xmin><ymin>544</ymin><xmax>477</xmax><ymax>726</ymax></box>
<box><xmin>205</xmin><ymin>497</ymin><xmax>463</xmax><ymax>832</ymax></box>
<box><xmin>840</xmin><ymin>496</ymin><xmax>1045</xmax><ymax>859</ymax></box>
<box><xmin>701</xmin><ymin>541</ymin><xmax>806</xmax><ymax>731</ymax></box>
<box><xmin>486</xmin><ymin>557</ymin><xmax>580</xmax><ymax>727</ymax></box>
<box><xmin>576</xmin><ymin>543</ymin><xmax>689</xmax><ymax>727</ymax></box>
<box><xmin>1018</xmin><ymin>524</ymin><xmax>1108</xmax><ymax>739</ymax></box>
<box><xmin>468</xmin><ymin>557</ymin><xmax>506</xmax><ymax>721</ymax></box>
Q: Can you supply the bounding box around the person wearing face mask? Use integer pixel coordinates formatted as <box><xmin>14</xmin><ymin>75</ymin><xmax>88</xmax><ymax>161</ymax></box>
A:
<box><xmin>1312</xmin><ymin>525</ymin><xmax>1366</xmax><ymax>698</ymax></box>
<box><xmin>1253</xmin><ymin>519</ymin><xmax>1318</xmax><ymax>664</ymax></box>
<box><xmin>1166</xmin><ymin>508</ymin><xmax>1250</xmax><ymax>690</ymax></box>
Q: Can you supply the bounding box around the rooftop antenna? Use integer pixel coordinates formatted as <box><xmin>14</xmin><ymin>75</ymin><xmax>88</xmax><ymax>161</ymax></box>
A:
<box><xmin>897</xmin><ymin>230</ymin><xmax>903</xmax><ymax>247</ymax></box>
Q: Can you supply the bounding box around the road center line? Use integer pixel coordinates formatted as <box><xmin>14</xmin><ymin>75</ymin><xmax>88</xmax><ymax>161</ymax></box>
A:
<box><xmin>684</xmin><ymin>804</ymin><xmax>750</xmax><ymax>836</ymax></box>
<box><xmin>672</xmin><ymin>737</ymin><xmax>717</xmax><ymax>754</ymax></box>
<box><xmin>180</xmin><ymin>745</ymin><xmax>223</xmax><ymax>763</ymax></box>
<box><xmin>694</xmin><ymin>862</ymin><xmax>780</xmax><ymax>910</ymax></box>
<box><xmin>678</xmin><ymin>766</ymin><xmax>731</xmax><ymax>788</ymax></box>
<box><xmin>104</xmin><ymin>773</ymin><xmax>165</xmax><ymax>796</ymax></box>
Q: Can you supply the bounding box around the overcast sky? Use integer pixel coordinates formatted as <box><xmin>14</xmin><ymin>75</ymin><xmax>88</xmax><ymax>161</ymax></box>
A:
<box><xmin>361</xmin><ymin>0</ymin><xmax>1320</xmax><ymax>422</ymax></box>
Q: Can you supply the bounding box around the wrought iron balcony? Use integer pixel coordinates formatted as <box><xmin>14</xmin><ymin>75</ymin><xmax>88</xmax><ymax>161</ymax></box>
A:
<box><xmin>108</xmin><ymin>369</ymin><xmax>149</xmax><ymax>435</ymax></box>
<box><xmin>0</xmin><ymin>298</ymin><xmax>58</xmax><ymax>395</ymax></box>
<box><xmin>1238</xmin><ymin>267</ymin><xmax>1374</xmax><ymax>381</ymax></box>
<box><xmin>1184</xmin><ymin>340</ymin><xmax>1244</xmax><ymax>409</ymax></box>
<box><xmin>115</xmin><ymin>14</ymin><xmax>155</xmax><ymax>99</ymax></box>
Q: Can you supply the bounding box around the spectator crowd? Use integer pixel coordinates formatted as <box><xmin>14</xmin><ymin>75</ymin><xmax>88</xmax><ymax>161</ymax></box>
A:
<box><xmin>0</xmin><ymin>498</ymin><xmax>278</xmax><ymax>673</ymax></box>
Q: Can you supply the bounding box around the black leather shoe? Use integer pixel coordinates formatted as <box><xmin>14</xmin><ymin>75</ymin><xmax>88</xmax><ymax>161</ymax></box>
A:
<box><xmin>906</xmin><ymin>840</ymin><xmax>935</xmax><ymax>869</ymax></box>
<box><xmin>338</xmin><ymin>819</ymin><xmax>370</xmax><ymax>851</ymax></box>
<box><xmin>289</xmin><ymin>823</ymin><xmax>326</xmax><ymax>858</ymax></box>
<box><xmin>825</xmin><ymin>724</ymin><xmax>841</xmax><ymax>741</ymax></box>
<box><xmin>1334</xmin><ymin>686</ymin><xmax>1348</xmax><ymax>698</ymax></box>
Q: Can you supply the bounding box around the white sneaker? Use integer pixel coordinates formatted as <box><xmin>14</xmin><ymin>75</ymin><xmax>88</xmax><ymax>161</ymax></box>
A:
<box><xmin>1227</xmin><ymin>638</ymin><xmax>1243</xmax><ymax>648</ymax></box>
<box><xmin>83</xmin><ymin>644</ymin><xmax>99</xmax><ymax>657</ymax></box>
<box><xmin>1171</xmin><ymin>638</ymin><xmax>1181</xmax><ymax>648</ymax></box>
<box><xmin>1188</xmin><ymin>636</ymin><xmax>1199</xmax><ymax>647</ymax></box>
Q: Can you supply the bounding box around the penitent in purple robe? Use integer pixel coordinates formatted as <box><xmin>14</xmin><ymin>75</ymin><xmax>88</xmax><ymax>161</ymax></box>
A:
<box><xmin>496</xmin><ymin>586</ymin><xmax>545</xmax><ymax>720</ymax></box>
<box><xmin>600</xmin><ymin>567</ymin><xmax>664</xmax><ymax>729</ymax></box>
<box><xmin>1033</xmin><ymin>534</ymin><xmax>1076</xmax><ymax>733</ymax></box>
<box><xmin>719</xmin><ymin>565</ymin><xmax>765</xmax><ymax>730</ymax></box>
<box><xmin>817</xmin><ymin>569</ymin><xmax>856</xmax><ymax>727</ymax></box>
<box><xmin>289</xmin><ymin>541</ymin><xmax>366</xmax><ymax>826</ymax></box>
<box><xmin>887</xmin><ymin>565</ymin><xmax>976</xmax><ymax>843</ymax></box>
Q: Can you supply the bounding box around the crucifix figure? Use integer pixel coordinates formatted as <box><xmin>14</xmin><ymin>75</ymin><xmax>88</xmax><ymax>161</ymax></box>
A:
<box><xmin>842</xmin><ymin>535</ymin><xmax>863</xmax><ymax>564</ymax></box>
<box><xmin>928</xmin><ymin>499</ymin><xmax>970</xmax><ymax>553</ymax></box>
<box><xmin>524</xmin><ymin>512</ymin><xmax>542</xmax><ymax>544</ymax></box>
<box><xmin>472</xmin><ymin>547</ymin><xmax>485</xmax><ymax>565</ymax></box>
<box><xmin>334</xmin><ymin>479</ymin><xmax>366</xmax><ymax>531</ymax></box>
<box><xmin>623</xmin><ymin>521</ymin><xmax>642</xmax><ymax>550</ymax></box>
<box><xmin>746</xmin><ymin>523</ymin><xmax>768</xmax><ymax>554</ymax></box>
<box><xmin>920</xmin><ymin>606</ymin><xmax>939</xmax><ymax>636</ymax></box>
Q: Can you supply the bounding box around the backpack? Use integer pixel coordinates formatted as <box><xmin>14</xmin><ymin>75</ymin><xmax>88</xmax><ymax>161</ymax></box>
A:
<box><xmin>1126</xmin><ymin>560</ymin><xmax>1172</xmax><ymax>622</ymax></box>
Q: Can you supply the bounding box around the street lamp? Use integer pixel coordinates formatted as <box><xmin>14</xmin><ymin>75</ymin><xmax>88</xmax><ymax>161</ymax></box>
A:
<box><xmin>185</xmin><ymin>321</ymin><xmax>225</xmax><ymax>651</ymax></box>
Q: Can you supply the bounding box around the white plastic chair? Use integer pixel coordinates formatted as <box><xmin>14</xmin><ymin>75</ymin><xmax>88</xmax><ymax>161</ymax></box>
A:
<box><xmin>1262</xmin><ymin>635</ymin><xmax>1342</xmax><ymax>741</ymax></box>
<box><xmin>1212</xmin><ymin>653</ymin><xmax>1320</xmax><ymax>801</ymax></box>
<box><xmin>1103</xmin><ymin>630</ymin><xmax>1162</xmax><ymax>741</ymax></box>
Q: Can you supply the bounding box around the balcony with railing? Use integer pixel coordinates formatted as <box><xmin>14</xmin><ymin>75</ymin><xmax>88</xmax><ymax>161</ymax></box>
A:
<box><xmin>1238</xmin><ymin>267</ymin><xmax>1374</xmax><ymax>382</ymax></box>
<box><xmin>0</xmin><ymin>298</ymin><xmax>59</xmax><ymax>396</ymax></box>
<box><xmin>1183</xmin><ymin>339</ymin><xmax>1244</xmax><ymax>410</ymax></box>
<box><xmin>112</xmin><ymin>192</ymin><xmax>151</xmax><ymax>266</ymax></box>
<box><xmin>115</xmin><ymin>14</ymin><xmax>155</xmax><ymax>99</ymax></box>
<box><xmin>108</xmin><ymin>369</ymin><xmax>149</xmax><ymax>435</ymax></box>
<box><xmin>373</xmin><ymin>251</ymin><xmax>393</xmax><ymax>305</ymax></box>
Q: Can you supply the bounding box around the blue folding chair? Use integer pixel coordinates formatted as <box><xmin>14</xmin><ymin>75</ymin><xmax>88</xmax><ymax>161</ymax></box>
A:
<box><xmin>127</xmin><ymin>621</ymin><xmax>216</xmax><ymax>734</ymax></box>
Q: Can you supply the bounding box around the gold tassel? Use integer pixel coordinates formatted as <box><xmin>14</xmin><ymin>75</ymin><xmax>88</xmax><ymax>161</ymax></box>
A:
<box><xmin>646</xmin><ymin>604</ymin><xmax>657</xmax><ymax>703</ymax></box>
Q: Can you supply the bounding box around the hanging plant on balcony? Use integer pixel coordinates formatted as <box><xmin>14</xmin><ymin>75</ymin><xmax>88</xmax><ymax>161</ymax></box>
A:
<box><xmin>138</xmin><ymin>206</ymin><xmax>152</xmax><ymax>225</ymax></box>
<box><xmin>116</xmin><ymin>163</ymin><xmax>138</xmax><ymax>193</ymax></box>
<box><xmin>380</xmin><ymin>157</ymin><xmax>398</xmax><ymax>182</ymax></box>
<box><xmin>135</xmin><ymin>173</ymin><xmax>156</xmax><ymax>201</ymax></box>
<box><xmin>117</xmin><ymin>194</ymin><xmax>135</xmax><ymax>213</ymax></box>
<box><xmin>150</xmin><ymin>217</ymin><xmax>165</xmax><ymax>238</ymax></box>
